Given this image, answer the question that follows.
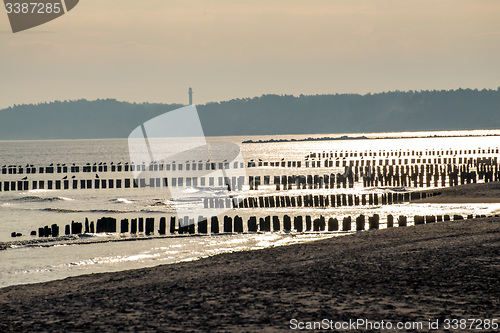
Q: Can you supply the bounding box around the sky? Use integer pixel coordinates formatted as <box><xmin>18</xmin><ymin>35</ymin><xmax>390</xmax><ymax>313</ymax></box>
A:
<box><xmin>0</xmin><ymin>0</ymin><xmax>499</xmax><ymax>109</ymax></box>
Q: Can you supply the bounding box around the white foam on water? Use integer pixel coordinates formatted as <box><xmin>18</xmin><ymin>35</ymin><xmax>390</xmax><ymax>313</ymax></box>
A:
<box><xmin>116</xmin><ymin>198</ymin><xmax>133</xmax><ymax>204</ymax></box>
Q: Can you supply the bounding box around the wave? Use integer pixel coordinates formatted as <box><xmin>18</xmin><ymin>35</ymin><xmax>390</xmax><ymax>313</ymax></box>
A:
<box><xmin>40</xmin><ymin>208</ymin><xmax>145</xmax><ymax>214</ymax></box>
<box><xmin>110</xmin><ymin>198</ymin><xmax>134</xmax><ymax>204</ymax></box>
<box><xmin>12</xmin><ymin>196</ymin><xmax>73</xmax><ymax>203</ymax></box>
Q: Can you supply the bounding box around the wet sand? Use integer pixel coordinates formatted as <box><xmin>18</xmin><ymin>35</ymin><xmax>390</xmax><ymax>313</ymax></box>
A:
<box><xmin>415</xmin><ymin>181</ymin><xmax>500</xmax><ymax>203</ymax></box>
<box><xmin>1</xmin><ymin>216</ymin><xmax>499</xmax><ymax>332</ymax></box>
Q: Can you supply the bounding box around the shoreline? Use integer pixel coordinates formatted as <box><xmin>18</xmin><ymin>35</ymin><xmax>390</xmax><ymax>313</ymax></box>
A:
<box><xmin>242</xmin><ymin>133</ymin><xmax>500</xmax><ymax>144</ymax></box>
<box><xmin>413</xmin><ymin>181</ymin><xmax>500</xmax><ymax>204</ymax></box>
<box><xmin>1</xmin><ymin>218</ymin><xmax>499</xmax><ymax>331</ymax></box>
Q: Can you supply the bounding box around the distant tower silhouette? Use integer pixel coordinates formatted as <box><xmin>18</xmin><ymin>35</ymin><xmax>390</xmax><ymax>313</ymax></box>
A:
<box><xmin>188</xmin><ymin>87</ymin><xmax>193</xmax><ymax>105</ymax></box>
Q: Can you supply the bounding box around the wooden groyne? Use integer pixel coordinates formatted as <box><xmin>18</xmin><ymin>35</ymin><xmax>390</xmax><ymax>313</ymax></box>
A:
<box><xmin>1</xmin><ymin>146</ymin><xmax>498</xmax><ymax>192</ymax></box>
<box><xmin>249</xmin><ymin>163</ymin><xmax>499</xmax><ymax>190</ymax></box>
<box><xmin>14</xmin><ymin>213</ymin><xmax>498</xmax><ymax>239</ymax></box>
<box><xmin>213</xmin><ymin>191</ymin><xmax>442</xmax><ymax>210</ymax></box>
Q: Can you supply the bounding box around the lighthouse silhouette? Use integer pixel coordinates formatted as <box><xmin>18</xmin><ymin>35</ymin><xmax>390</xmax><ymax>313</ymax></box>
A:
<box><xmin>188</xmin><ymin>87</ymin><xmax>193</xmax><ymax>105</ymax></box>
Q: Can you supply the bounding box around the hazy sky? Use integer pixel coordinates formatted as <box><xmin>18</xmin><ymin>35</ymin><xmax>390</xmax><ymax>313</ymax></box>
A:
<box><xmin>1</xmin><ymin>0</ymin><xmax>499</xmax><ymax>109</ymax></box>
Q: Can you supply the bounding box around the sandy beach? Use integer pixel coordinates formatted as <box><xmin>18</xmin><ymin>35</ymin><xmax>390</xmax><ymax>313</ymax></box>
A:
<box><xmin>0</xmin><ymin>214</ymin><xmax>499</xmax><ymax>332</ymax></box>
<box><xmin>415</xmin><ymin>181</ymin><xmax>500</xmax><ymax>204</ymax></box>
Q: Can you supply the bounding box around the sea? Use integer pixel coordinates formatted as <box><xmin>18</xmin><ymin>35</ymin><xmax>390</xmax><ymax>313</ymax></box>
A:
<box><xmin>1</xmin><ymin>130</ymin><xmax>500</xmax><ymax>288</ymax></box>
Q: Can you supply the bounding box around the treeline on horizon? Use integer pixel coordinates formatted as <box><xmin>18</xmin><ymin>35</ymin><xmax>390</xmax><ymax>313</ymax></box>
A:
<box><xmin>0</xmin><ymin>88</ymin><xmax>499</xmax><ymax>140</ymax></box>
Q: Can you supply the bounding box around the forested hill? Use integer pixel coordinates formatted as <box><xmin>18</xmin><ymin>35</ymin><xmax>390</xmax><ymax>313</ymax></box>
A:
<box><xmin>0</xmin><ymin>89</ymin><xmax>499</xmax><ymax>140</ymax></box>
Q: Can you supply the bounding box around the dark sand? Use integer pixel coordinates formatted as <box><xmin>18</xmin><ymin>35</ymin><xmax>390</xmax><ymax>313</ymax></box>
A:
<box><xmin>415</xmin><ymin>181</ymin><xmax>500</xmax><ymax>203</ymax></box>
<box><xmin>1</xmin><ymin>218</ymin><xmax>499</xmax><ymax>332</ymax></box>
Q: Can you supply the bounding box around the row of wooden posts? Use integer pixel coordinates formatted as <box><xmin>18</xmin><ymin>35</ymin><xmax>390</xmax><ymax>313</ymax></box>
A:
<box><xmin>249</xmin><ymin>164</ymin><xmax>500</xmax><ymax>190</ymax></box>
<box><xmin>2</xmin><ymin>163</ymin><xmax>498</xmax><ymax>193</ymax></box>
<box><xmin>2</xmin><ymin>147</ymin><xmax>497</xmax><ymax>177</ymax></box>
<box><xmin>21</xmin><ymin>213</ymin><xmax>498</xmax><ymax>239</ymax></box>
<box><xmin>306</xmin><ymin>147</ymin><xmax>500</xmax><ymax>159</ymax></box>
<box><xmin>2</xmin><ymin>165</ymin><xmax>498</xmax><ymax>193</ymax></box>
<box><xmin>0</xmin><ymin>176</ymin><xmax>245</xmax><ymax>192</ymax></box>
<box><xmin>250</xmin><ymin>154</ymin><xmax>498</xmax><ymax>169</ymax></box>
<box><xmin>1</xmin><ymin>161</ymin><xmax>245</xmax><ymax>175</ymax></box>
<box><xmin>206</xmin><ymin>191</ymin><xmax>441</xmax><ymax>210</ymax></box>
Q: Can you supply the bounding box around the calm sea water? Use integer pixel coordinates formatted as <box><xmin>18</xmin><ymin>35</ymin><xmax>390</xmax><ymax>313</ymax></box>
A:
<box><xmin>1</xmin><ymin>130</ymin><xmax>500</xmax><ymax>288</ymax></box>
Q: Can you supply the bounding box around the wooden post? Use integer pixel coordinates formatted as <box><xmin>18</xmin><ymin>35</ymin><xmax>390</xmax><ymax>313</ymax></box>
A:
<box><xmin>224</xmin><ymin>216</ymin><xmax>232</xmax><ymax>233</ymax></box>
<box><xmin>398</xmin><ymin>215</ymin><xmax>407</xmax><ymax>227</ymax></box>
<box><xmin>294</xmin><ymin>216</ymin><xmax>303</xmax><ymax>232</ymax></box>
<box><xmin>283</xmin><ymin>215</ymin><xmax>291</xmax><ymax>231</ymax></box>
<box><xmin>121</xmin><ymin>219</ymin><xmax>129</xmax><ymax>233</ymax></box>
<box><xmin>197</xmin><ymin>216</ymin><xmax>207</xmax><ymax>234</ymax></box>
<box><xmin>328</xmin><ymin>218</ymin><xmax>339</xmax><ymax>231</ymax></box>
<box><xmin>170</xmin><ymin>216</ymin><xmax>176</xmax><ymax>234</ymax></box>
<box><xmin>355</xmin><ymin>215</ymin><xmax>364</xmax><ymax>231</ymax></box>
<box><xmin>146</xmin><ymin>218</ymin><xmax>154</xmax><ymax>235</ymax></box>
<box><xmin>387</xmin><ymin>215</ymin><xmax>394</xmax><ymax>228</ymax></box>
<box><xmin>138</xmin><ymin>218</ymin><xmax>144</xmax><ymax>233</ymax></box>
<box><xmin>211</xmin><ymin>216</ymin><xmax>220</xmax><ymax>234</ymax></box>
<box><xmin>369</xmin><ymin>214</ymin><xmax>379</xmax><ymax>229</ymax></box>
<box><xmin>234</xmin><ymin>215</ymin><xmax>243</xmax><ymax>233</ymax></box>
<box><xmin>414</xmin><ymin>216</ymin><xmax>425</xmax><ymax>225</ymax></box>
<box><xmin>51</xmin><ymin>224</ymin><xmax>59</xmax><ymax>237</ymax></box>
<box><xmin>272</xmin><ymin>216</ymin><xmax>280</xmax><ymax>231</ymax></box>
<box><xmin>247</xmin><ymin>216</ymin><xmax>258</xmax><ymax>232</ymax></box>
<box><xmin>342</xmin><ymin>216</ymin><xmax>351</xmax><ymax>231</ymax></box>
<box><xmin>159</xmin><ymin>217</ymin><xmax>166</xmax><ymax>235</ymax></box>
<box><xmin>131</xmin><ymin>218</ymin><xmax>138</xmax><ymax>234</ymax></box>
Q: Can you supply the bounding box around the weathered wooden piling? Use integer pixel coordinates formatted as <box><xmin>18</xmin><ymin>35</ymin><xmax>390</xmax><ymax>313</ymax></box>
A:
<box><xmin>211</xmin><ymin>216</ymin><xmax>220</xmax><ymax>234</ymax></box>
<box><xmin>313</xmin><ymin>216</ymin><xmax>325</xmax><ymax>231</ymax></box>
<box><xmin>138</xmin><ymin>218</ymin><xmax>144</xmax><ymax>233</ymax></box>
<box><xmin>234</xmin><ymin>215</ymin><xmax>243</xmax><ymax>233</ymax></box>
<box><xmin>248</xmin><ymin>216</ymin><xmax>258</xmax><ymax>232</ymax></box>
<box><xmin>414</xmin><ymin>216</ymin><xmax>425</xmax><ymax>225</ymax></box>
<box><xmin>398</xmin><ymin>215</ymin><xmax>407</xmax><ymax>227</ymax></box>
<box><xmin>294</xmin><ymin>216</ymin><xmax>303</xmax><ymax>232</ymax></box>
<box><xmin>224</xmin><ymin>216</ymin><xmax>233</xmax><ymax>233</ymax></box>
<box><xmin>159</xmin><ymin>217</ymin><xmax>167</xmax><ymax>235</ymax></box>
<box><xmin>169</xmin><ymin>217</ymin><xmax>176</xmax><ymax>234</ymax></box>
<box><xmin>283</xmin><ymin>215</ymin><xmax>291</xmax><ymax>231</ymax></box>
<box><xmin>188</xmin><ymin>218</ymin><xmax>195</xmax><ymax>234</ymax></box>
<box><xmin>387</xmin><ymin>215</ymin><xmax>394</xmax><ymax>228</ymax></box>
<box><xmin>179</xmin><ymin>216</ymin><xmax>190</xmax><ymax>234</ymax></box>
<box><xmin>368</xmin><ymin>214</ymin><xmax>379</xmax><ymax>229</ymax></box>
<box><xmin>356</xmin><ymin>215</ymin><xmax>365</xmax><ymax>231</ymax></box>
<box><xmin>272</xmin><ymin>216</ymin><xmax>280</xmax><ymax>231</ymax></box>
<box><xmin>425</xmin><ymin>215</ymin><xmax>436</xmax><ymax>224</ymax></box>
<box><xmin>328</xmin><ymin>217</ymin><xmax>339</xmax><ymax>231</ymax></box>
<box><xmin>260</xmin><ymin>216</ymin><xmax>271</xmax><ymax>232</ymax></box>
<box><xmin>120</xmin><ymin>219</ymin><xmax>129</xmax><ymax>233</ymax></box>
<box><xmin>96</xmin><ymin>217</ymin><xmax>117</xmax><ymax>233</ymax></box>
<box><xmin>131</xmin><ymin>218</ymin><xmax>138</xmax><ymax>234</ymax></box>
<box><xmin>342</xmin><ymin>216</ymin><xmax>351</xmax><ymax>231</ymax></box>
<box><xmin>70</xmin><ymin>221</ymin><xmax>82</xmax><ymax>234</ymax></box>
<box><xmin>145</xmin><ymin>218</ymin><xmax>154</xmax><ymax>235</ymax></box>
